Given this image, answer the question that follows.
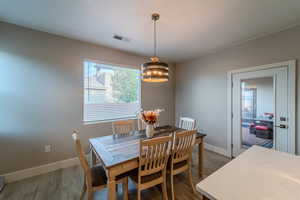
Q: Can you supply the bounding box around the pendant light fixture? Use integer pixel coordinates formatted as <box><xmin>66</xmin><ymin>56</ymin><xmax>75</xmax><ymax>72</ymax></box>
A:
<box><xmin>141</xmin><ymin>13</ymin><xmax>169</xmax><ymax>82</ymax></box>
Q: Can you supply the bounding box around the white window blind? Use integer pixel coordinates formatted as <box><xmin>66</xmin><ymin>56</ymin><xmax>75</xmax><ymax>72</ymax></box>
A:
<box><xmin>84</xmin><ymin>61</ymin><xmax>141</xmax><ymax>122</ymax></box>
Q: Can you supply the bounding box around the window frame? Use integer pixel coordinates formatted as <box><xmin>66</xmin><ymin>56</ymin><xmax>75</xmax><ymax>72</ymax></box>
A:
<box><xmin>83</xmin><ymin>59</ymin><xmax>142</xmax><ymax>124</ymax></box>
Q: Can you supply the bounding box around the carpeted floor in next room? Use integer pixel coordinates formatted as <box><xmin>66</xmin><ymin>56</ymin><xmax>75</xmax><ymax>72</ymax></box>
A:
<box><xmin>0</xmin><ymin>149</ymin><xmax>230</xmax><ymax>200</ymax></box>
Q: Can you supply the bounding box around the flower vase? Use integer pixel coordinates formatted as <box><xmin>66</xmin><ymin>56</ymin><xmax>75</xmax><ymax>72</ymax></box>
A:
<box><xmin>146</xmin><ymin>124</ymin><xmax>155</xmax><ymax>138</ymax></box>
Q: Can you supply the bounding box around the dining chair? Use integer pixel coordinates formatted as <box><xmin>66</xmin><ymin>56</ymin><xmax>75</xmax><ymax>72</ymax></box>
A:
<box><xmin>112</xmin><ymin>119</ymin><xmax>135</xmax><ymax>135</ymax></box>
<box><xmin>168</xmin><ymin>130</ymin><xmax>197</xmax><ymax>200</ymax></box>
<box><xmin>137</xmin><ymin>117</ymin><xmax>147</xmax><ymax>131</ymax></box>
<box><xmin>178</xmin><ymin>117</ymin><xmax>196</xmax><ymax>130</ymax></box>
<box><xmin>129</xmin><ymin>135</ymin><xmax>173</xmax><ymax>200</ymax></box>
<box><xmin>72</xmin><ymin>131</ymin><xmax>129</xmax><ymax>200</ymax></box>
<box><xmin>154</xmin><ymin>115</ymin><xmax>160</xmax><ymax>128</ymax></box>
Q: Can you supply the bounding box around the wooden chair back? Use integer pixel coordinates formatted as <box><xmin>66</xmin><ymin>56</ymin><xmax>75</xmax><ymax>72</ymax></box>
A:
<box><xmin>172</xmin><ymin>130</ymin><xmax>196</xmax><ymax>164</ymax></box>
<box><xmin>72</xmin><ymin>131</ymin><xmax>93</xmax><ymax>188</ymax></box>
<box><xmin>139</xmin><ymin>135</ymin><xmax>173</xmax><ymax>177</ymax></box>
<box><xmin>179</xmin><ymin>117</ymin><xmax>196</xmax><ymax>130</ymax></box>
<box><xmin>154</xmin><ymin>115</ymin><xmax>160</xmax><ymax>128</ymax></box>
<box><xmin>112</xmin><ymin>119</ymin><xmax>135</xmax><ymax>135</ymax></box>
<box><xmin>169</xmin><ymin>130</ymin><xmax>197</xmax><ymax>200</ymax></box>
<box><xmin>137</xmin><ymin>118</ymin><xmax>146</xmax><ymax>131</ymax></box>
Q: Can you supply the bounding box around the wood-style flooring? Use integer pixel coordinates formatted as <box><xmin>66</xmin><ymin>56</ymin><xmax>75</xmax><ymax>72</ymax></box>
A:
<box><xmin>0</xmin><ymin>149</ymin><xmax>230</xmax><ymax>200</ymax></box>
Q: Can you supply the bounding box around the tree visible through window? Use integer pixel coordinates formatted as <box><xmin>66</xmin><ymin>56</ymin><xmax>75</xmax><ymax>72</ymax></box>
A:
<box><xmin>111</xmin><ymin>69</ymin><xmax>139</xmax><ymax>103</ymax></box>
<box><xmin>84</xmin><ymin>61</ymin><xmax>141</xmax><ymax>122</ymax></box>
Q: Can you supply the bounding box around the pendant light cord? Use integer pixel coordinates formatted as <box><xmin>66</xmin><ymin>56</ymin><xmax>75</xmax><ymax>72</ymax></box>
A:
<box><xmin>153</xmin><ymin>18</ymin><xmax>157</xmax><ymax>57</ymax></box>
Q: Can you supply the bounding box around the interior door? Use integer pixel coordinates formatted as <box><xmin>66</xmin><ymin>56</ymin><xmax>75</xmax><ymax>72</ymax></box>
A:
<box><xmin>232</xmin><ymin>67</ymin><xmax>288</xmax><ymax>157</ymax></box>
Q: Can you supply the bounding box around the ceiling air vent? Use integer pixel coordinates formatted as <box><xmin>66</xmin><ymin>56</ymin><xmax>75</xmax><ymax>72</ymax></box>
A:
<box><xmin>113</xmin><ymin>34</ymin><xmax>130</xmax><ymax>42</ymax></box>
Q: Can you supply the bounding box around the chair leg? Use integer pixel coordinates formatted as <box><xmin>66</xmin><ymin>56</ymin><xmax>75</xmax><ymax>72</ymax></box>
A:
<box><xmin>80</xmin><ymin>176</ymin><xmax>87</xmax><ymax>200</ymax></box>
<box><xmin>162</xmin><ymin>170</ymin><xmax>168</xmax><ymax>200</ymax></box>
<box><xmin>122</xmin><ymin>178</ymin><xmax>128</xmax><ymax>200</ymax></box>
<box><xmin>87</xmin><ymin>189</ymin><xmax>93</xmax><ymax>200</ymax></box>
<box><xmin>90</xmin><ymin>146</ymin><xmax>96</xmax><ymax>166</ymax></box>
<box><xmin>162</xmin><ymin>182</ymin><xmax>168</xmax><ymax>200</ymax></box>
<box><xmin>170</xmin><ymin>174</ymin><xmax>175</xmax><ymax>200</ymax></box>
<box><xmin>137</xmin><ymin>189</ymin><xmax>141</xmax><ymax>200</ymax></box>
<box><xmin>188</xmin><ymin>163</ymin><xmax>196</xmax><ymax>194</ymax></box>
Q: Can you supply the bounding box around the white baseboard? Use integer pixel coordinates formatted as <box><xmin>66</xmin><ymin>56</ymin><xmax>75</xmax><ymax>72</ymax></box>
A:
<box><xmin>2</xmin><ymin>143</ymin><xmax>229</xmax><ymax>184</ymax></box>
<box><xmin>204</xmin><ymin>143</ymin><xmax>230</xmax><ymax>157</ymax></box>
<box><xmin>2</xmin><ymin>157</ymin><xmax>79</xmax><ymax>183</ymax></box>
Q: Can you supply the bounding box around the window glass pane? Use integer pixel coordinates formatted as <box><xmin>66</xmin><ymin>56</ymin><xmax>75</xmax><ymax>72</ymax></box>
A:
<box><xmin>241</xmin><ymin>78</ymin><xmax>274</xmax><ymax>149</ymax></box>
<box><xmin>84</xmin><ymin>61</ymin><xmax>141</xmax><ymax>122</ymax></box>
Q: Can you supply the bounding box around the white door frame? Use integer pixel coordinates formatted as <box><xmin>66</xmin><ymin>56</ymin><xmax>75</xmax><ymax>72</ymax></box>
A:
<box><xmin>227</xmin><ymin>60</ymin><xmax>296</xmax><ymax>157</ymax></box>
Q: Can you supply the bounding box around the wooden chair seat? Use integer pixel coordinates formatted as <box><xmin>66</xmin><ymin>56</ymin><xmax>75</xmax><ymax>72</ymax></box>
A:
<box><xmin>130</xmin><ymin>169</ymin><xmax>162</xmax><ymax>184</ymax></box>
<box><xmin>172</xmin><ymin>160</ymin><xmax>188</xmax><ymax>170</ymax></box>
<box><xmin>91</xmin><ymin>165</ymin><xmax>132</xmax><ymax>187</ymax></box>
<box><xmin>168</xmin><ymin>160</ymin><xmax>189</xmax><ymax>176</ymax></box>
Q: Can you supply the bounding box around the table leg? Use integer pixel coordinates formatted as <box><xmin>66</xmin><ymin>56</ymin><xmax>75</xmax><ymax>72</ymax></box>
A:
<box><xmin>90</xmin><ymin>144</ymin><xmax>96</xmax><ymax>166</ymax></box>
<box><xmin>198</xmin><ymin>140</ymin><xmax>204</xmax><ymax>178</ymax></box>
<box><xmin>108</xmin><ymin>178</ymin><xmax>117</xmax><ymax>200</ymax></box>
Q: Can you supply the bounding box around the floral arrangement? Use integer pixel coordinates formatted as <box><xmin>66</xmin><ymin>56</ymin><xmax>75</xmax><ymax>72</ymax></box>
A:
<box><xmin>139</xmin><ymin>109</ymin><xmax>164</xmax><ymax>125</ymax></box>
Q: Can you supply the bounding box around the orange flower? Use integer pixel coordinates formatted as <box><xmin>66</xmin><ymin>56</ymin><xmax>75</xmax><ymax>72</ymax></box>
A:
<box><xmin>139</xmin><ymin>109</ymin><xmax>164</xmax><ymax>125</ymax></box>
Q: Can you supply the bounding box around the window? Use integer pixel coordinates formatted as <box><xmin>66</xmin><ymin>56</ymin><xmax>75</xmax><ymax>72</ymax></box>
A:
<box><xmin>84</xmin><ymin>61</ymin><xmax>141</xmax><ymax>122</ymax></box>
<box><xmin>242</xmin><ymin>87</ymin><xmax>257</xmax><ymax>119</ymax></box>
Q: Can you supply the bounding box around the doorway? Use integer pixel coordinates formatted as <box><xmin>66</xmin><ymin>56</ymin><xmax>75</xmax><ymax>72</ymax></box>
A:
<box><xmin>241</xmin><ymin>77</ymin><xmax>274</xmax><ymax>149</ymax></box>
<box><xmin>227</xmin><ymin>60</ymin><xmax>296</xmax><ymax>157</ymax></box>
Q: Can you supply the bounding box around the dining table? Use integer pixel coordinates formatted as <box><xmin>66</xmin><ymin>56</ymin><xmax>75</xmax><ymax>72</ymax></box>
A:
<box><xmin>89</xmin><ymin>125</ymin><xmax>206</xmax><ymax>200</ymax></box>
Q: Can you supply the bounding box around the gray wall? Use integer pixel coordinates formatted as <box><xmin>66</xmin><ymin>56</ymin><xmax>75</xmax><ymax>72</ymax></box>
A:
<box><xmin>0</xmin><ymin>22</ymin><xmax>175</xmax><ymax>174</ymax></box>
<box><xmin>176</xmin><ymin>25</ymin><xmax>300</xmax><ymax>153</ymax></box>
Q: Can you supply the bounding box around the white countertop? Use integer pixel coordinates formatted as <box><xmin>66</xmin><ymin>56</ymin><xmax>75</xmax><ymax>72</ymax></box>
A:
<box><xmin>196</xmin><ymin>146</ymin><xmax>300</xmax><ymax>200</ymax></box>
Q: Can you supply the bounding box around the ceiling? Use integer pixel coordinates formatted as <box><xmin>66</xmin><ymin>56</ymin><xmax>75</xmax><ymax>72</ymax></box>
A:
<box><xmin>1</xmin><ymin>0</ymin><xmax>300</xmax><ymax>62</ymax></box>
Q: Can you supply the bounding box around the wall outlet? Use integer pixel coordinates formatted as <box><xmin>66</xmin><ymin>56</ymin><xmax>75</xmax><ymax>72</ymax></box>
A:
<box><xmin>45</xmin><ymin>145</ymin><xmax>51</xmax><ymax>153</ymax></box>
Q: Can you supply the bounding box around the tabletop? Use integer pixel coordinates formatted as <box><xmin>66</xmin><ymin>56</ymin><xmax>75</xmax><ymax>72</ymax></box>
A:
<box><xmin>196</xmin><ymin>146</ymin><xmax>300</xmax><ymax>200</ymax></box>
<box><xmin>89</xmin><ymin>125</ymin><xmax>206</xmax><ymax>168</ymax></box>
